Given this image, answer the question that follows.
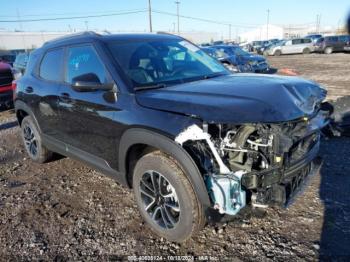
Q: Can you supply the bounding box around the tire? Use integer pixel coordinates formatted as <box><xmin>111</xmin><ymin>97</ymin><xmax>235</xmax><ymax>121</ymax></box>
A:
<box><xmin>324</xmin><ymin>47</ymin><xmax>333</xmax><ymax>54</ymax></box>
<box><xmin>274</xmin><ymin>50</ymin><xmax>281</xmax><ymax>56</ymax></box>
<box><xmin>330</xmin><ymin>96</ymin><xmax>350</xmax><ymax>136</ymax></box>
<box><xmin>21</xmin><ymin>116</ymin><xmax>53</xmax><ymax>163</ymax></box>
<box><xmin>303</xmin><ymin>48</ymin><xmax>310</xmax><ymax>54</ymax></box>
<box><xmin>132</xmin><ymin>151</ymin><xmax>205</xmax><ymax>242</ymax></box>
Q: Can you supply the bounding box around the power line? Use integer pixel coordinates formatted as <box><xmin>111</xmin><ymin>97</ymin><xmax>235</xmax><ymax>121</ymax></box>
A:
<box><xmin>0</xmin><ymin>10</ymin><xmax>147</xmax><ymax>23</ymax></box>
<box><xmin>0</xmin><ymin>9</ymin><xmax>147</xmax><ymax>18</ymax></box>
<box><xmin>152</xmin><ymin>9</ymin><xmax>258</xmax><ymax>28</ymax></box>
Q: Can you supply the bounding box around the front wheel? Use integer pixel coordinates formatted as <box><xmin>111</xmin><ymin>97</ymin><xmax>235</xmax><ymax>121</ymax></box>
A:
<box><xmin>303</xmin><ymin>48</ymin><xmax>311</xmax><ymax>54</ymax></box>
<box><xmin>274</xmin><ymin>50</ymin><xmax>281</xmax><ymax>56</ymax></box>
<box><xmin>132</xmin><ymin>151</ymin><xmax>205</xmax><ymax>242</ymax></box>
<box><xmin>324</xmin><ymin>47</ymin><xmax>333</xmax><ymax>54</ymax></box>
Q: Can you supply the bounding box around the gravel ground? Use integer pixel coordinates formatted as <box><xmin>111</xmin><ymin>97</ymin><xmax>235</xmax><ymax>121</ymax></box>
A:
<box><xmin>0</xmin><ymin>53</ymin><xmax>350</xmax><ymax>261</ymax></box>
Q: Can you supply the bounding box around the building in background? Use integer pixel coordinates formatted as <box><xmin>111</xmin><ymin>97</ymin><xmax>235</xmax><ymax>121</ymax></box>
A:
<box><xmin>239</xmin><ymin>24</ymin><xmax>284</xmax><ymax>42</ymax></box>
<box><xmin>239</xmin><ymin>24</ymin><xmax>339</xmax><ymax>42</ymax></box>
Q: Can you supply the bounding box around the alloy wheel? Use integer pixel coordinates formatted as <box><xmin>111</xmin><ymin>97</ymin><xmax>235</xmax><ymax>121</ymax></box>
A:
<box><xmin>139</xmin><ymin>170</ymin><xmax>180</xmax><ymax>229</ymax></box>
<box><xmin>23</xmin><ymin>124</ymin><xmax>38</xmax><ymax>157</ymax></box>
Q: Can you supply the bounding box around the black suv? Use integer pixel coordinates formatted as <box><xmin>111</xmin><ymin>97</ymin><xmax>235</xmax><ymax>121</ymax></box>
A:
<box><xmin>15</xmin><ymin>32</ymin><xmax>329</xmax><ymax>242</ymax></box>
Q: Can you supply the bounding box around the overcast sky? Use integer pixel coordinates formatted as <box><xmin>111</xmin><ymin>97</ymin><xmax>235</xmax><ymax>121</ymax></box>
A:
<box><xmin>0</xmin><ymin>0</ymin><xmax>349</xmax><ymax>37</ymax></box>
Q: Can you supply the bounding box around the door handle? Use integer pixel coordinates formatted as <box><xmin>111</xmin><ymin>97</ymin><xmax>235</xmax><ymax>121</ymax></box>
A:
<box><xmin>25</xmin><ymin>86</ymin><xmax>33</xmax><ymax>93</ymax></box>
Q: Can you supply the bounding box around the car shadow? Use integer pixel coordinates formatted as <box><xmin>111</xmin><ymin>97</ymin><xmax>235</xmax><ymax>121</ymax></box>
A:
<box><xmin>319</xmin><ymin>136</ymin><xmax>350</xmax><ymax>259</ymax></box>
<box><xmin>0</xmin><ymin>120</ymin><xmax>18</xmax><ymax>131</ymax></box>
<box><xmin>266</xmin><ymin>67</ymin><xmax>278</xmax><ymax>74</ymax></box>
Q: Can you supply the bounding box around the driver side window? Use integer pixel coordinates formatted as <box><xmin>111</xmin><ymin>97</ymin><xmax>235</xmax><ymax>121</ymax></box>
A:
<box><xmin>66</xmin><ymin>45</ymin><xmax>110</xmax><ymax>85</ymax></box>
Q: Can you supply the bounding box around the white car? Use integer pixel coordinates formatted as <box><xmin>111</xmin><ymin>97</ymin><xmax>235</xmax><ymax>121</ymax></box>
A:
<box><xmin>265</xmin><ymin>38</ymin><xmax>314</xmax><ymax>56</ymax></box>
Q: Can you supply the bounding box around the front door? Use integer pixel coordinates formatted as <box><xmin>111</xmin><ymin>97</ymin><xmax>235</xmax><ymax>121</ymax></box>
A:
<box><xmin>57</xmin><ymin>44</ymin><xmax>122</xmax><ymax>166</ymax></box>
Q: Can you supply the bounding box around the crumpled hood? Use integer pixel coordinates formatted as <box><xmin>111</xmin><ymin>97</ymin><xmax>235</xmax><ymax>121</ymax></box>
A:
<box><xmin>225</xmin><ymin>54</ymin><xmax>265</xmax><ymax>65</ymax></box>
<box><xmin>239</xmin><ymin>54</ymin><xmax>265</xmax><ymax>63</ymax></box>
<box><xmin>136</xmin><ymin>74</ymin><xmax>326</xmax><ymax>123</ymax></box>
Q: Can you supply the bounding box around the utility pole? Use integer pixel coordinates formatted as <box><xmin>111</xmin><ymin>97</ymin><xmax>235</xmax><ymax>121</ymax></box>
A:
<box><xmin>148</xmin><ymin>0</ymin><xmax>153</xmax><ymax>32</ymax></box>
<box><xmin>175</xmin><ymin>1</ymin><xmax>180</xmax><ymax>34</ymax></box>
<box><xmin>85</xmin><ymin>21</ymin><xmax>89</xmax><ymax>31</ymax></box>
<box><xmin>266</xmin><ymin>9</ymin><xmax>270</xmax><ymax>40</ymax></box>
<box><xmin>228</xmin><ymin>24</ymin><xmax>232</xmax><ymax>41</ymax></box>
<box><xmin>16</xmin><ymin>9</ymin><xmax>26</xmax><ymax>50</ymax></box>
<box><xmin>318</xmin><ymin>14</ymin><xmax>322</xmax><ymax>34</ymax></box>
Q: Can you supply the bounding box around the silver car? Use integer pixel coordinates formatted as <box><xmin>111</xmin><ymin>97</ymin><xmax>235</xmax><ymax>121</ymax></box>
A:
<box><xmin>265</xmin><ymin>38</ymin><xmax>314</xmax><ymax>56</ymax></box>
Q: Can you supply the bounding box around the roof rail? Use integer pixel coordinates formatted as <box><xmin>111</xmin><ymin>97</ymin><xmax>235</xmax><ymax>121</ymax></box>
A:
<box><xmin>43</xmin><ymin>31</ymin><xmax>100</xmax><ymax>46</ymax></box>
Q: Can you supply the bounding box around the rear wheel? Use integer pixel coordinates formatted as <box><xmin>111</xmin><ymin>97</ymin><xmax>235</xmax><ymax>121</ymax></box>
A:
<box><xmin>274</xmin><ymin>50</ymin><xmax>281</xmax><ymax>56</ymax></box>
<box><xmin>324</xmin><ymin>47</ymin><xmax>333</xmax><ymax>54</ymax></box>
<box><xmin>21</xmin><ymin>116</ymin><xmax>53</xmax><ymax>163</ymax></box>
<box><xmin>303</xmin><ymin>48</ymin><xmax>311</xmax><ymax>54</ymax></box>
<box><xmin>132</xmin><ymin>151</ymin><xmax>205</xmax><ymax>242</ymax></box>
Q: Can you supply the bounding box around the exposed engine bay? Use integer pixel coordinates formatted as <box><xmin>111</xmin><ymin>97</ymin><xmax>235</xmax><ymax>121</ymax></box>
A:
<box><xmin>176</xmin><ymin>110</ymin><xmax>328</xmax><ymax>216</ymax></box>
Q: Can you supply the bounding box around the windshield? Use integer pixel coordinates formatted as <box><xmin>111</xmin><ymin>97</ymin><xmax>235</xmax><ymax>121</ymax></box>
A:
<box><xmin>108</xmin><ymin>39</ymin><xmax>228</xmax><ymax>89</ymax></box>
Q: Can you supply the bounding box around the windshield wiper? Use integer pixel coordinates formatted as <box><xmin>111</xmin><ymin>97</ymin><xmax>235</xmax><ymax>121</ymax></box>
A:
<box><xmin>134</xmin><ymin>83</ymin><xmax>167</xmax><ymax>91</ymax></box>
<box><xmin>203</xmin><ymin>73</ymin><xmax>226</xmax><ymax>80</ymax></box>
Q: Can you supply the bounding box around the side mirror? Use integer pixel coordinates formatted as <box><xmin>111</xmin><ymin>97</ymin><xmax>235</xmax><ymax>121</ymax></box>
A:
<box><xmin>71</xmin><ymin>80</ymin><xmax>114</xmax><ymax>92</ymax></box>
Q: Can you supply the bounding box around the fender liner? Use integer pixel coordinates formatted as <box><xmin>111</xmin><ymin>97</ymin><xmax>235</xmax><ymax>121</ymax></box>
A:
<box><xmin>119</xmin><ymin>128</ymin><xmax>211</xmax><ymax>208</ymax></box>
<box><xmin>14</xmin><ymin>100</ymin><xmax>41</xmax><ymax>132</ymax></box>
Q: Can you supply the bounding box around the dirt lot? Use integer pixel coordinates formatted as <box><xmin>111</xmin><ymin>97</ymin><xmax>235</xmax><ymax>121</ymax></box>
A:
<box><xmin>0</xmin><ymin>53</ymin><xmax>350</xmax><ymax>261</ymax></box>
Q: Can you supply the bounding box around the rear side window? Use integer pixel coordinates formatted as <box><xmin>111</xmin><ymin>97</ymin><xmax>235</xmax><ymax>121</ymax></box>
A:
<box><xmin>339</xmin><ymin>35</ymin><xmax>350</xmax><ymax>42</ymax></box>
<box><xmin>327</xmin><ymin>36</ymin><xmax>338</xmax><ymax>42</ymax></box>
<box><xmin>302</xmin><ymin>39</ymin><xmax>312</xmax><ymax>44</ymax></box>
<box><xmin>66</xmin><ymin>45</ymin><xmax>109</xmax><ymax>85</ymax></box>
<box><xmin>39</xmin><ymin>49</ymin><xmax>64</xmax><ymax>81</ymax></box>
<box><xmin>292</xmin><ymin>39</ymin><xmax>302</xmax><ymax>45</ymax></box>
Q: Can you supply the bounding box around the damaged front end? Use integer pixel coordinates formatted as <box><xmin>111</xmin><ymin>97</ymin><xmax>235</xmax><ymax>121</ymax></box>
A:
<box><xmin>175</xmin><ymin>109</ymin><xmax>329</xmax><ymax>216</ymax></box>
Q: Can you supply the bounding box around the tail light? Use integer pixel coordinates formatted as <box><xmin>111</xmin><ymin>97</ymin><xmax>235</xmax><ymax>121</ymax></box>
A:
<box><xmin>12</xmin><ymin>80</ymin><xmax>17</xmax><ymax>100</ymax></box>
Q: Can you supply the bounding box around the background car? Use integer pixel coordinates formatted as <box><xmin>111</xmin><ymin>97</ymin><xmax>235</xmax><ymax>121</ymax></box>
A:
<box><xmin>13</xmin><ymin>52</ymin><xmax>30</xmax><ymax>75</ymax></box>
<box><xmin>345</xmin><ymin>38</ymin><xmax>350</xmax><ymax>52</ymax></box>
<box><xmin>0</xmin><ymin>53</ymin><xmax>16</xmax><ymax>67</ymax></box>
<box><xmin>204</xmin><ymin>45</ymin><xmax>270</xmax><ymax>73</ymax></box>
<box><xmin>265</xmin><ymin>38</ymin><xmax>313</xmax><ymax>55</ymax></box>
<box><xmin>0</xmin><ymin>61</ymin><xmax>15</xmax><ymax>108</ymax></box>
<box><xmin>305</xmin><ymin>34</ymin><xmax>323</xmax><ymax>43</ymax></box>
<box><xmin>256</xmin><ymin>39</ymin><xmax>283</xmax><ymax>55</ymax></box>
<box><xmin>314</xmin><ymin>35</ymin><xmax>350</xmax><ymax>54</ymax></box>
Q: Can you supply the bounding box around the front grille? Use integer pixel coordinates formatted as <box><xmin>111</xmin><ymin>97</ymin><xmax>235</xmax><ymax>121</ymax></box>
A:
<box><xmin>0</xmin><ymin>69</ymin><xmax>13</xmax><ymax>87</ymax></box>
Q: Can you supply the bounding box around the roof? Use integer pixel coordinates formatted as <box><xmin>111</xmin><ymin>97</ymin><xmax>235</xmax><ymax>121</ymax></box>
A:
<box><xmin>43</xmin><ymin>31</ymin><xmax>182</xmax><ymax>49</ymax></box>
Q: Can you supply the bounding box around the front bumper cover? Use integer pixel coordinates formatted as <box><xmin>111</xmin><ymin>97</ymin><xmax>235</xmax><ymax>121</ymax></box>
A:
<box><xmin>242</xmin><ymin>139</ymin><xmax>321</xmax><ymax>206</ymax></box>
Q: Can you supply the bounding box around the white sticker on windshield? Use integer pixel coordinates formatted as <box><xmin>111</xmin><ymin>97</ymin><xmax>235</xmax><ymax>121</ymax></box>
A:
<box><xmin>179</xmin><ymin>41</ymin><xmax>200</xmax><ymax>52</ymax></box>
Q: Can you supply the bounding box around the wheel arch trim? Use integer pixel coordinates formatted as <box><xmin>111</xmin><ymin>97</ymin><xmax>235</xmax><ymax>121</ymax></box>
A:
<box><xmin>14</xmin><ymin>100</ymin><xmax>41</xmax><ymax>132</ymax></box>
<box><xmin>118</xmin><ymin>128</ymin><xmax>211</xmax><ymax>208</ymax></box>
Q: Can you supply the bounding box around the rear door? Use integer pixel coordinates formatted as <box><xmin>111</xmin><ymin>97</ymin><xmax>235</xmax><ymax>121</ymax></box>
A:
<box><xmin>32</xmin><ymin>48</ymin><xmax>64</xmax><ymax>139</ymax></box>
<box><xmin>339</xmin><ymin>35</ymin><xmax>349</xmax><ymax>51</ymax></box>
<box><xmin>281</xmin><ymin>40</ymin><xmax>293</xmax><ymax>54</ymax></box>
<box><xmin>291</xmin><ymin>39</ymin><xmax>302</xmax><ymax>53</ymax></box>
